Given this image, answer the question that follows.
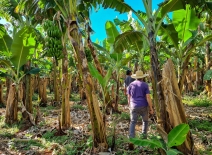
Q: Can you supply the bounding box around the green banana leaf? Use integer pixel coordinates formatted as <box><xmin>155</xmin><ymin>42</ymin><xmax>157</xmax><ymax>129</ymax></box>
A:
<box><xmin>157</xmin><ymin>23</ymin><xmax>178</xmax><ymax>49</ymax></box>
<box><xmin>203</xmin><ymin>69</ymin><xmax>212</xmax><ymax>80</ymax></box>
<box><xmin>105</xmin><ymin>21</ymin><xmax>119</xmax><ymax>44</ymax></box>
<box><xmin>0</xmin><ymin>24</ymin><xmax>13</xmax><ymax>53</ymax></box>
<box><xmin>10</xmin><ymin>26</ymin><xmax>36</xmax><ymax>69</ymax></box>
<box><xmin>102</xmin><ymin>67</ymin><xmax>112</xmax><ymax>90</ymax></box>
<box><xmin>167</xmin><ymin>123</ymin><xmax>190</xmax><ymax>148</ymax></box>
<box><xmin>114</xmin><ymin>30</ymin><xmax>144</xmax><ymax>53</ymax></box>
<box><xmin>166</xmin><ymin>149</ymin><xmax>183</xmax><ymax>155</ymax></box>
<box><xmin>88</xmin><ymin>62</ymin><xmax>104</xmax><ymax>87</ymax></box>
<box><xmin>110</xmin><ymin>53</ymin><xmax>123</xmax><ymax>62</ymax></box>
<box><xmin>159</xmin><ymin>0</ymin><xmax>184</xmax><ymax>18</ymax></box>
<box><xmin>92</xmin><ymin>42</ymin><xmax>108</xmax><ymax>53</ymax></box>
<box><xmin>100</xmin><ymin>0</ymin><xmax>131</xmax><ymax>14</ymax></box>
<box><xmin>130</xmin><ymin>138</ymin><xmax>163</xmax><ymax>149</ymax></box>
<box><xmin>88</xmin><ymin>62</ymin><xmax>112</xmax><ymax>90</ymax></box>
<box><xmin>173</xmin><ymin>5</ymin><xmax>200</xmax><ymax>43</ymax></box>
<box><xmin>0</xmin><ymin>59</ymin><xmax>11</xmax><ymax>67</ymax></box>
<box><xmin>103</xmin><ymin>39</ymin><xmax>110</xmax><ymax>52</ymax></box>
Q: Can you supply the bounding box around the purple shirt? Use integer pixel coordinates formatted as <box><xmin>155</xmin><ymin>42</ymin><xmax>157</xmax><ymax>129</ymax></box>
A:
<box><xmin>127</xmin><ymin>80</ymin><xmax>150</xmax><ymax>108</ymax></box>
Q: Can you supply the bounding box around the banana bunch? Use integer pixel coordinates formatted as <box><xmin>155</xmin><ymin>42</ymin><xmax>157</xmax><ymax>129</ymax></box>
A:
<box><xmin>43</xmin><ymin>20</ymin><xmax>63</xmax><ymax>65</ymax></box>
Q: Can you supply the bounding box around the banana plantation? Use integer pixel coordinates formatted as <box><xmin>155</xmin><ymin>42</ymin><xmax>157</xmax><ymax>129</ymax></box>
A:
<box><xmin>0</xmin><ymin>0</ymin><xmax>212</xmax><ymax>154</ymax></box>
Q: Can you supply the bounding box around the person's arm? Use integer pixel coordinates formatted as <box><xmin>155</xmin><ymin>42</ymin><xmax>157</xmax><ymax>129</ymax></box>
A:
<box><xmin>146</xmin><ymin>94</ymin><xmax>154</xmax><ymax>115</ymax></box>
<box><xmin>127</xmin><ymin>94</ymin><xmax>131</xmax><ymax>107</ymax></box>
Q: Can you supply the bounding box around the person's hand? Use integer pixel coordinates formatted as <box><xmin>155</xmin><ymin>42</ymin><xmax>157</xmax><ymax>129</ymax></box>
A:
<box><xmin>149</xmin><ymin>108</ymin><xmax>154</xmax><ymax>115</ymax></box>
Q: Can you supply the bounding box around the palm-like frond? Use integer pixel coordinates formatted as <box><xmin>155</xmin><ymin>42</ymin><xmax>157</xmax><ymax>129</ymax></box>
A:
<box><xmin>114</xmin><ymin>30</ymin><xmax>145</xmax><ymax>53</ymax></box>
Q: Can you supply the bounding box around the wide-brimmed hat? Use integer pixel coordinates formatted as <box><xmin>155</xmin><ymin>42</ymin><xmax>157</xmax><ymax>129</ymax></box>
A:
<box><xmin>131</xmin><ymin>71</ymin><xmax>149</xmax><ymax>79</ymax></box>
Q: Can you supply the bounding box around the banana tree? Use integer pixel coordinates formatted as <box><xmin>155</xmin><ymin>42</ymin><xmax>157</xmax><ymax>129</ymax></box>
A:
<box><xmin>0</xmin><ymin>25</ymin><xmax>39</xmax><ymax>124</ymax></box>
<box><xmin>53</xmin><ymin>0</ymin><xmax>108</xmax><ymax>149</ymax></box>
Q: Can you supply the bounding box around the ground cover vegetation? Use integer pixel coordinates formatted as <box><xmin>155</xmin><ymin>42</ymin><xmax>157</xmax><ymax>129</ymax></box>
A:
<box><xmin>0</xmin><ymin>0</ymin><xmax>212</xmax><ymax>154</ymax></box>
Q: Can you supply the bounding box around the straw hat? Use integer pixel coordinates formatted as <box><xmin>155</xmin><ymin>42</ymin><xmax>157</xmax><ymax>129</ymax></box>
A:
<box><xmin>131</xmin><ymin>71</ymin><xmax>149</xmax><ymax>79</ymax></box>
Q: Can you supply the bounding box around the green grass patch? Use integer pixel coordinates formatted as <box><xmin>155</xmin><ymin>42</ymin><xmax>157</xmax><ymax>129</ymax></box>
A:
<box><xmin>71</xmin><ymin>104</ymin><xmax>86</xmax><ymax>110</ymax></box>
<box><xmin>70</xmin><ymin>93</ymin><xmax>81</xmax><ymax>102</ymax></box>
<box><xmin>120</xmin><ymin>112</ymin><xmax>130</xmax><ymax>120</ymax></box>
<box><xmin>0</xmin><ymin>117</ymin><xmax>20</xmax><ymax>138</ymax></box>
<box><xmin>183</xmin><ymin>96</ymin><xmax>212</xmax><ymax>107</ymax></box>
<box><xmin>188</xmin><ymin>118</ymin><xmax>212</xmax><ymax>132</ymax></box>
<box><xmin>22</xmin><ymin>140</ymin><xmax>44</xmax><ymax>150</ymax></box>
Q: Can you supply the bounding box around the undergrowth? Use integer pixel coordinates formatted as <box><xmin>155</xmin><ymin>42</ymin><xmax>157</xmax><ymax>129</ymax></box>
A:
<box><xmin>183</xmin><ymin>95</ymin><xmax>212</xmax><ymax>107</ymax></box>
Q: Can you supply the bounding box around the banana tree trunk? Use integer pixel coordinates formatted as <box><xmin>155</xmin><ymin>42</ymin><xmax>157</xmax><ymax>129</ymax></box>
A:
<box><xmin>205</xmin><ymin>42</ymin><xmax>211</xmax><ymax>97</ymax></box>
<box><xmin>148</xmin><ymin>29</ymin><xmax>166</xmax><ymax>128</ymax></box>
<box><xmin>178</xmin><ymin>44</ymin><xmax>193</xmax><ymax>93</ymax></box>
<box><xmin>0</xmin><ymin>81</ymin><xmax>5</xmax><ymax>107</ymax></box>
<box><xmin>18</xmin><ymin>82</ymin><xmax>23</xmax><ymax>101</ymax></box>
<box><xmin>53</xmin><ymin>59</ymin><xmax>60</xmax><ymax>104</ymax></box>
<box><xmin>6</xmin><ymin>77</ymin><xmax>11</xmax><ymax>101</ymax></box>
<box><xmin>194</xmin><ymin>56</ymin><xmax>200</xmax><ymax>91</ymax></box>
<box><xmin>5</xmin><ymin>84</ymin><xmax>18</xmax><ymax>124</ymax></box>
<box><xmin>161</xmin><ymin>59</ymin><xmax>198</xmax><ymax>154</ymax></box>
<box><xmin>39</xmin><ymin>78</ymin><xmax>47</xmax><ymax>106</ymax></box>
<box><xmin>22</xmin><ymin>61</ymin><xmax>33</xmax><ymax>120</ymax></box>
<box><xmin>87</xmin><ymin>38</ymin><xmax>112</xmax><ymax>112</ymax></box>
<box><xmin>61</xmin><ymin>47</ymin><xmax>71</xmax><ymax>129</ymax></box>
<box><xmin>114</xmin><ymin>75</ymin><xmax>120</xmax><ymax>112</ymax></box>
<box><xmin>68</xmin><ymin>22</ymin><xmax>107</xmax><ymax>150</ymax></box>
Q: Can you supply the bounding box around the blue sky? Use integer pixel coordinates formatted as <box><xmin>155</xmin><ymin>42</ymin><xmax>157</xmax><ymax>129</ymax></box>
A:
<box><xmin>90</xmin><ymin>0</ymin><xmax>163</xmax><ymax>41</ymax></box>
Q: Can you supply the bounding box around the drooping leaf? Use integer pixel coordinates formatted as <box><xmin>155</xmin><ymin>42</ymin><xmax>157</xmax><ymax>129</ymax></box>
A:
<box><xmin>203</xmin><ymin>69</ymin><xmax>212</xmax><ymax>80</ymax></box>
<box><xmin>100</xmin><ymin>0</ymin><xmax>131</xmax><ymax>14</ymax></box>
<box><xmin>159</xmin><ymin>0</ymin><xmax>184</xmax><ymax>18</ymax></box>
<box><xmin>195</xmin><ymin>35</ymin><xmax>212</xmax><ymax>47</ymax></box>
<box><xmin>92</xmin><ymin>42</ymin><xmax>108</xmax><ymax>53</ymax></box>
<box><xmin>158</xmin><ymin>23</ymin><xmax>178</xmax><ymax>48</ymax></box>
<box><xmin>167</xmin><ymin>123</ymin><xmax>190</xmax><ymax>148</ymax></box>
<box><xmin>0</xmin><ymin>59</ymin><xmax>11</xmax><ymax>67</ymax></box>
<box><xmin>105</xmin><ymin>21</ymin><xmax>119</xmax><ymax>44</ymax></box>
<box><xmin>130</xmin><ymin>138</ymin><xmax>163</xmax><ymax>149</ymax></box>
<box><xmin>88</xmin><ymin>62</ymin><xmax>103</xmax><ymax>86</ymax></box>
<box><xmin>0</xmin><ymin>24</ymin><xmax>13</xmax><ymax>52</ymax></box>
<box><xmin>166</xmin><ymin>149</ymin><xmax>183</xmax><ymax>155</ymax></box>
<box><xmin>10</xmin><ymin>26</ymin><xmax>36</xmax><ymax>69</ymax></box>
<box><xmin>114</xmin><ymin>30</ymin><xmax>144</xmax><ymax>53</ymax></box>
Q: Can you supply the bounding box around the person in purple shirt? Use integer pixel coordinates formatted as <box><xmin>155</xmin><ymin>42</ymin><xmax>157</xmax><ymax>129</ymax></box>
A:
<box><xmin>127</xmin><ymin>71</ymin><xmax>154</xmax><ymax>149</ymax></box>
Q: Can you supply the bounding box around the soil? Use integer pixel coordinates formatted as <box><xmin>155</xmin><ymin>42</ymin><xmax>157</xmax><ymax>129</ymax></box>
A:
<box><xmin>0</xmin><ymin>101</ymin><xmax>211</xmax><ymax>155</ymax></box>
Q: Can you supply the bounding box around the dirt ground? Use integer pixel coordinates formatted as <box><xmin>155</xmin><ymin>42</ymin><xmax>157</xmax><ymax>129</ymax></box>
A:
<box><xmin>0</xmin><ymin>102</ymin><xmax>212</xmax><ymax>155</ymax></box>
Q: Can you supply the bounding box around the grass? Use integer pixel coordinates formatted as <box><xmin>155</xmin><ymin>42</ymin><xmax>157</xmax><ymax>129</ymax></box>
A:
<box><xmin>70</xmin><ymin>93</ymin><xmax>81</xmax><ymax>102</ymax></box>
<box><xmin>71</xmin><ymin>104</ymin><xmax>86</xmax><ymax>110</ymax></box>
<box><xmin>183</xmin><ymin>95</ymin><xmax>212</xmax><ymax>107</ymax></box>
<box><xmin>188</xmin><ymin>118</ymin><xmax>212</xmax><ymax>132</ymax></box>
<box><xmin>120</xmin><ymin>112</ymin><xmax>130</xmax><ymax>120</ymax></box>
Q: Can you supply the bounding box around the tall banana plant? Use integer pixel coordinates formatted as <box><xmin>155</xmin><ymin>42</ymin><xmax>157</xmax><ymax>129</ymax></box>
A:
<box><xmin>158</xmin><ymin>5</ymin><xmax>212</xmax><ymax>93</ymax></box>
<box><xmin>53</xmin><ymin>0</ymin><xmax>108</xmax><ymax>149</ymax></box>
<box><xmin>0</xmin><ymin>25</ymin><xmax>38</xmax><ymax>124</ymax></box>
